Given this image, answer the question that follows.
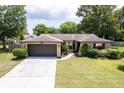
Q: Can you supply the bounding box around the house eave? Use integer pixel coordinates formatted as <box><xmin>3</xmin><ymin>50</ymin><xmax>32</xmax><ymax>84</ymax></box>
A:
<box><xmin>76</xmin><ymin>40</ymin><xmax>113</xmax><ymax>43</ymax></box>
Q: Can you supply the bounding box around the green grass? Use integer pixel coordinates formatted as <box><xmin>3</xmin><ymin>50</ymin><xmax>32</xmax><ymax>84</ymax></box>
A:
<box><xmin>0</xmin><ymin>45</ymin><xmax>23</xmax><ymax>77</ymax></box>
<box><xmin>112</xmin><ymin>46</ymin><xmax>124</xmax><ymax>52</ymax></box>
<box><xmin>55</xmin><ymin>56</ymin><xmax>124</xmax><ymax>88</ymax></box>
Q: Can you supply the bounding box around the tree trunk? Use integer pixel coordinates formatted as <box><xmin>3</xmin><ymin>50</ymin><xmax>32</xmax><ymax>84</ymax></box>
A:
<box><xmin>2</xmin><ymin>39</ymin><xmax>6</xmax><ymax>49</ymax></box>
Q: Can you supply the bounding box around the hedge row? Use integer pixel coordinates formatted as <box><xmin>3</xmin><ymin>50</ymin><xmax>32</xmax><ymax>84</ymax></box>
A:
<box><xmin>79</xmin><ymin>44</ymin><xmax>124</xmax><ymax>59</ymax></box>
<box><xmin>99</xmin><ymin>49</ymin><xmax>124</xmax><ymax>59</ymax></box>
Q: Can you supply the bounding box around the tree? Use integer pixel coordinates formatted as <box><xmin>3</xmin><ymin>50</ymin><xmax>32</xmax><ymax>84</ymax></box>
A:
<box><xmin>76</xmin><ymin>5</ymin><xmax>117</xmax><ymax>39</ymax></box>
<box><xmin>79</xmin><ymin>43</ymin><xmax>90</xmax><ymax>56</ymax></box>
<box><xmin>48</xmin><ymin>27</ymin><xmax>58</xmax><ymax>33</ymax></box>
<box><xmin>59</xmin><ymin>22</ymin><xmax>77</xmax><ymax>33</ymax></box>
<box><xmin>0</xmin><ymin>5</ymin><xmax>27</xmax><ymax>49</ymax></box>
<box><xmin>112</xmin><ymin>6</ymin><xmax>124</xmax><ymax>40</ymax></box>
<box><xmin>17</xmin><ymin>32</ymin><xmax>24</xmax><ymax>40</ymax></box>
<box><xmin>33</xmin><ymin>24</ymin><xmax>49</xmax><ymax>36</ymax></box>
<box><xmin>118</xmin><ymin>6</ymin><xmax>124</xmax><ymax>29</ymax></box>
<box><xmin>114</xmin><ymin>31</ymin><xmax>124</xmax><ymax>41</ymax></box>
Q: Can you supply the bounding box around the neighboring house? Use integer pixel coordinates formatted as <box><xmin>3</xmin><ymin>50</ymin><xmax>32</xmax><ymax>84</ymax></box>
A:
<box><xmin>20</xmin><ymin>34</ymin><xmax>112</xmax><ymax>57</ymax></box>
<box><xmin>8</xmin><ymin>33</ymin><xmax>35</xmax><ymax>52</ymax></box>
<box><xmin>24</xmin><ymin>33</ymin><xmax>35</xmax><ymax>39</ymax></box>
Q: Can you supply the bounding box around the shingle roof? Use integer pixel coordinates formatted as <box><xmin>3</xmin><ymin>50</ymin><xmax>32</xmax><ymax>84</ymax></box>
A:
<box><xmin>20</xmin><ymin>34</ymin><xmax>112</xmax><ymax>43</ymax></box>
<box><xmin>50</xmin><ymin>34</ymin><xmax>112</xmax><ymax>43</ymax></box>
<box><xmin>50</xmin><ymin>34</ymin><xmax>75</xmax><ymax>41</ymax></box>
<box><xmin>20</xmin><ymin>34</ymin><xmax>63</xmax><ymax>43</ymax></box>
<box><xmin>74</xmin><ymin>34</ymin><xmax>112</xmax><ymax>43</ymax></box>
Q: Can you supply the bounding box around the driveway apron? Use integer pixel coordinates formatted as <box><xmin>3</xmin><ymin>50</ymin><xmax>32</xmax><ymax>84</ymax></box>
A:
<box><xmin>0</xmin><ymin>57</ymin><xmax>57</xmax><ymax>88</ymax></box>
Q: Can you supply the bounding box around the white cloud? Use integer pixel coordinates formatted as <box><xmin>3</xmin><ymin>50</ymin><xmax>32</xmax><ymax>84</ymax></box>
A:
<box><xmin>26</xmin><ymin>5</ymin><xmax>81</xmax><ymax>34</ymax></box>
<box><xmin>2</xmin><ymin>0</ymin><xmax>124</xmax><ymax>5</ymax></box>
<box><xmin>26</xmin><ymin>5</ymin><xmax>80</xmax><ymax>21</ymax></box>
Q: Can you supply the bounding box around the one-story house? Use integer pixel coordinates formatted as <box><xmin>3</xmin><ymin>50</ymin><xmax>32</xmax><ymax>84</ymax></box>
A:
<box><xmin>20</xmin><ymin>34</ymin><xmax>112</xmax><ymax>57</ymax></box>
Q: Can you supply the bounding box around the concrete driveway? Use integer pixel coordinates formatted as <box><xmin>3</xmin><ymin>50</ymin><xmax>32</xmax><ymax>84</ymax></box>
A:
<box><xmin>0</xmin><ymin>57</ymin><xmax>57</xmax><ymax>88</ymax></box>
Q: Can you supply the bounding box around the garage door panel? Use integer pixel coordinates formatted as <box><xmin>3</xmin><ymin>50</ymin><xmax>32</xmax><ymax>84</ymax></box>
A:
<box><xmin>28</xmin><ymin>44</ymin><xmax>57</xmax><ymax>57</ymax></box>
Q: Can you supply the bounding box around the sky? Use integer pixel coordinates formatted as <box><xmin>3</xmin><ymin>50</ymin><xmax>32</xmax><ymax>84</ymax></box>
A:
<box><xmin>1</xmin><ymin>0</ymin><xmax>124</xmax><ymax>34</ymax></box>
<box><xmin>26</xmin><ymin>5</ymin><xmax>82</xmax><ymax>34</ymax></box>
<box><xmin>26</xmin><ymin>4</ymin><xmax>124</xmax><ymax>34</ymax></box>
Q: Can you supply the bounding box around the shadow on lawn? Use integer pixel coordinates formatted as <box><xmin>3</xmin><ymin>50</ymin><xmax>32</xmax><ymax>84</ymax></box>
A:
<box><xmin>0</xmin><ymin>48</ymin><xmax>7</xmax><ymax>53</ymax></box>
<box><xmin>117</xmin><ymin>65</ymin><xmax>124</xmax><ymax>72</ymax></box>
<box><xmin>11</xmin><ymin>57</ymin><xmax>25</xmax><ymax>61</ymax></box>
<box><xmin>0</xmin><ymin>48</ymin><xmax>11</xmax><ymax>53</ymax></box>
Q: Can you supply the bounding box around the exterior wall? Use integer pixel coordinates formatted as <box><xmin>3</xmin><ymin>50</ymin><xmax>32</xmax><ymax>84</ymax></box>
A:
<box><xmin>80</xmin><ymin>42</ymin><xmax>94</xmax><ymax>48</ymax></box>
<box><xmin>65</xmin><ymin>41</ymin><xmax>73</xmax><ymax>46</ymax></box>
<box><xmin>105</xmin><ymin>43</ymin><xmax>111</xmax><ymax>49</ymax></box>
<box><xmin>80</xmin><ymin>42</ymin><xmax>111</xmax><ymax>49</ymax></box>
<box><xmin>75</xmin><ymin>42</ymin><xmax>78</xmax><ymax>51</ymax></box>
<box><xmin>20</xmin><ymin>42</ymin><xmax>61</xmax><ymax>57</ymax></box>
<box><xmin>57</xmin><ymin>43</ymin><xmax>61</xmax><ymax>57</ymax></box>
<box><xmin>87</xmin><ymin>43</ymin><xmax>94</xmax><ymax>48</ymax></box>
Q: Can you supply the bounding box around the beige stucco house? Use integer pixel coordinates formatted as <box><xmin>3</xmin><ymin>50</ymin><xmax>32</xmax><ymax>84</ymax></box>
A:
<box><xmin>20</xmin><ymin>34</ymin><xmax>112</xmax><ymax>57</ymax></box>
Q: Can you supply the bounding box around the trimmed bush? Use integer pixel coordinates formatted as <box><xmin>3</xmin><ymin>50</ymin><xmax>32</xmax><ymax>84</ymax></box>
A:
<box><xmin>107</xmin><ymin>49</ymin><xmax>120</xmax><ymax>59</ymax></box>
<box><xmin>79</xmin><ymin>43</ymin><xmax>90</xmax><ymax>56</ymax></box>
<box><xmin>12</xmin><ymin>48</ymin><xmax>27</xmax><ymax>58</ymax></box>
<box><xmin>99</xmin><ymin>49</ymin><xmax>108</xmax><ymax>58</ymax></box>
<box><xmin>87</xmin><ymin>49</ymin><xmax>99</xmax><ymax>58</ymax></box>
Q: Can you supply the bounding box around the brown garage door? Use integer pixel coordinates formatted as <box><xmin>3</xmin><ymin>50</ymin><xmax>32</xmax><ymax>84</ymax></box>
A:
<box><xmin>28</xmin><ymin>44</ymin><xmax>57</xmax><ymax>57</ymax></box>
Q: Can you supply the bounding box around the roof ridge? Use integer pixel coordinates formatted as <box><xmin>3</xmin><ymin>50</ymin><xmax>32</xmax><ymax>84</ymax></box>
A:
<box><xmin>71</xmin><ymin>35</ymin><xmax>75</xmax><ymax>40</ymax></box>
<box><xmin>46</xmin><ymin>34</ymin><xmax>63</xmax><ymax>41</ymax></box>
<box><xmin>78</xmin><ymin>34</ymin><xmax>98</xmax><ymax>41</ymax></box>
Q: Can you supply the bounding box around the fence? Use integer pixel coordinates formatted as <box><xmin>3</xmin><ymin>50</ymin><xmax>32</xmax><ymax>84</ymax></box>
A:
<box><xmin>111</xmin><ymin>41</ymin><xmax>124</xmax><ymax>46</ymax></box>
<box><xmin>8</xmin><ymin>43</ymin><xmax>21</xmax><ymax>52</ymax></box>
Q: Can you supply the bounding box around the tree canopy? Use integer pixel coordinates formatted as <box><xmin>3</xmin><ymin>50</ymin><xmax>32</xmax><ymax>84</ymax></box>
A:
<box><xmin>33</xmin><ymin>24</ymin><xmax>49</xmax><ymax>36</ymax></box>
<box><xmin>48</xmin><ymin>27</ymin><xmax>59</xmax><ymax>33</ymax></box>
<box><xmin>59</xmin><ymin>22</ymin><xmax>77</xmax><ymax>33</ymax></box>
<box><xmin>0</xmin><ymin>5</ymin><xmax>27</xmax><ymax>49</ymax></box>
<box><xmin>76</xmin><ymin>5</ymin><xmax>117</xmax><ymax>39</ymax></box>
<box><xmin>112</xmin><ymin>6</ymin><xmax>124</xmax><ymax>40</ymax></box>
<box><xmin>33</xmin><ymin>24</ymin><xmax>59</xmax><ymax>36</ymax></box>
<box><xmin>33</xmin><ymin>22</ymin><xmax>77</xmax><ymax>35</ymax></box>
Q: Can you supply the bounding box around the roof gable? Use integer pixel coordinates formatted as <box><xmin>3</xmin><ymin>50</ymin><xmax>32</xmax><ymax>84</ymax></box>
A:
<box><xmin>20</xmin><ymin>34</ymin><xmax>63</xmax><ymax>43</ymax></box>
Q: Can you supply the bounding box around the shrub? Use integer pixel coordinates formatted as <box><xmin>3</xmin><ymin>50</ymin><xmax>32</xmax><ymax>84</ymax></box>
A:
<box><xmin>12</xmin><ymin>48</ymin><xmax>27</xmax><ymax>58</ymax></box>
<box><xmin>119</xmin><ymin>52</ymin><xmax>124</xmax><ymax>58</ymax></box>
<box><xmin>79</xmin><ymin>43</ymin><xmax>90</xmax><ymax>56</ymax></box>
<box><xmin>117</xmin><ymin>65</ymin><xmax>124</xmax><ymax>72</ymax></box>
<box><xmin>61</xmin><ymin>43</ymin><xmax>69</xmax><ymax>55</ymax></box>
<box><xmin>107</xmin><ymin>49</ymin><xmax>120</xmax><ymax>59</ymax></box>
<box><xmin>87</xmin><ymin>49</ymin><xmax>99</xmax><ymax>58</ymax></box>
<box><xmin>99</xmin><ymin>49</ymin><xmax>108</xmax><ymax>58</ymax></box>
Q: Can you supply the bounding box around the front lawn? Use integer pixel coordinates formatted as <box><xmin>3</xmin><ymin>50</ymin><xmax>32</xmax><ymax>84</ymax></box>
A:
<box><xmin>112</xmin><ymin>46</ymin><xmax>124</xmax><ymax>52</ymax></box>
<box><xmin>55</xmin><ymin>56</ymin><xmax>124</xmax><ymax>88</ymax></box>
<box><xmin>0</xmin><ymin>46</ymin><xmax>23</xmax><ymax>77</ymax></box>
